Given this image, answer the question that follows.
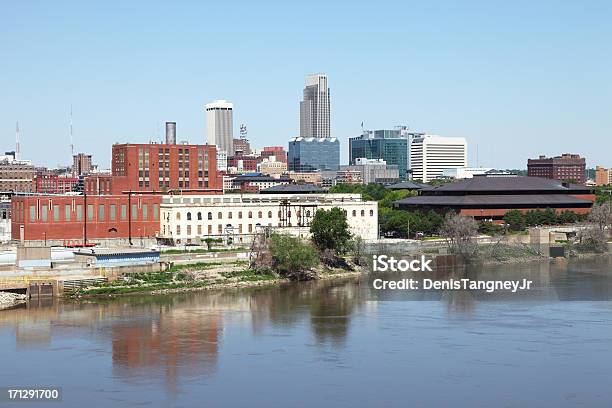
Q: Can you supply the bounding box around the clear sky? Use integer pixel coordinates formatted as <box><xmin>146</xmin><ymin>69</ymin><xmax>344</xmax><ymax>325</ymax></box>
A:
<box><xmin>1</xmin><ymin>0</ymin><xmax>611</xmax><ymax>169</ymax></box>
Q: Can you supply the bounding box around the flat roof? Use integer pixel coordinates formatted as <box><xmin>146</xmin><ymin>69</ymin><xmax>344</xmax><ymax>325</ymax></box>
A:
<box><xmin>395</xmin><ymin>194</ymin><xmax>593</xmax><ymax>208</ymax></box>
<box><xmin>422</xmin><ymin>176</ymin><xmax>590</xmax><ymax>193</ymax></box>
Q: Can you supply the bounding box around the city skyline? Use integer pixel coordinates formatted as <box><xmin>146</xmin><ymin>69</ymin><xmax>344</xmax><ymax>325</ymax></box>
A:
<box><xmin>1</xmin><ymin>1</ymin><xmax>611</xmax><ymax>169</ymax></box>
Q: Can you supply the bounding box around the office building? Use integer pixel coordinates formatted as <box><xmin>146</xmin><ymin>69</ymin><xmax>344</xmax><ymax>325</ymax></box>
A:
<box><xmin>409</xmin><ymin>135</ymin><xmax>468</xmax><ymax>182</ymax></box>
<box><xmin>111</xmin><ymin>143</ymin><xmax>222</xmax><ymax>194</ymax></box>
<box><xmin>0</xmin><ymin>155</ymin><xmax>35</xmax><ymax>193</ymax></box>
<box><xmin>258</xmin><ymin>159</ymin><xmax>288</xmax><ymax>178</ymax></box>
<box><xmin>261</xmin><ymin>146</ymin><xmax>287</xmax><ymax>163</ymax></box>
<box><xmin>338</xmin><ymin>158</ymin><xmax>400</xmax><ymax>185</ymax></box>
<box><xmin>233</xmin><ymin>138</ymin><xmax>251</xmax><ymax>155</ymax></box>
<box><xmin>227</xmin><ymin>155</ymin><xmax>258</xmax><ymax>173</ymax></box>
<box><xmin>595</xmin><ymin>166</ymin><xmax>612</xmax><ymax>186</ymax></box>
<box><xmin>73</xmin><ymin>153</ymin><xmax>93</xmax><ymax>176</ymax></box>
<box><xmin>158</xmin><ymin>192</ymin><xmax>378</xmax><ymax>245</ymax></box>
<box><xmin>288</xmin><ymin>137</ymin><xmax>339</xmax><ymax>172</ymax></box>
<box><xmin>300</xmin><ymin>74</ymin><xmax>330</xmax><ymax>138</ymax></box>
<box><xmin>34</xmin><ymin>171</ymin><xmax>79</xmax><ymax>194</ymax></box>
<box><xmin>349</xmin><ymin>128</ymin><xmax>418</xmax><ymax>180</ymax></box>
<box><xmin>527</xmin><ymin>154</ymin><xmax>586</xmax><ymax>185</ymax></box>
<box><xmin>206</xmin><ymin>100</ymin><xmax>234</xmax><ymax>155</ymax></box>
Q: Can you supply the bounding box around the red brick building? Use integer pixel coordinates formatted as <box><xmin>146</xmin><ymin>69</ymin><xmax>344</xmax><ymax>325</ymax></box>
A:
<box><xmin>11</xmin><ymin>194</ymin><xmax>160</xmax><ymax>244</ymax></box>
<box><xmin>35</xmin><ymin>172</ymin><xmax>79</xmax><ymax>194</ymax></box>
<box><xmin>111</xmin><ymin>143</ymin><xmax>222</xmax><ymax>195</ymax></box>
<box><xmin>261</xmin><ymin>146</ymin><xmax>287</xmax><ymax>163</ymax></box>
<box><xmin>227</xmin><ymin>155</ymin><xmax>258</xmax><ymax>172</ymax></box>
<box><xmin>83</xmin><ymin>174</ymin><xmax>112</xmax><ymax>195</ymax></box>
<box><xmin>527</xmin><ymin>154</ymin><xmax>586</xmax><ymax>185</ymax></box>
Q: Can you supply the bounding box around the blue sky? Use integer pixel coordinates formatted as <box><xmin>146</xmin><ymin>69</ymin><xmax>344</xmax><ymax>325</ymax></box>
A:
<box><xmin>1</xmin><ymin>0</ymin><xmax>610</xmax><ymax>169</ymax></box>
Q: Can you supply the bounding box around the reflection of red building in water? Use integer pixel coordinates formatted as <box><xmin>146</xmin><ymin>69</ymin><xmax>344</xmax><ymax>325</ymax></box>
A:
<box><xmin>111</xmin><ymin>310</ymin><xmax>221</xmax><ymax>390</ymax></box>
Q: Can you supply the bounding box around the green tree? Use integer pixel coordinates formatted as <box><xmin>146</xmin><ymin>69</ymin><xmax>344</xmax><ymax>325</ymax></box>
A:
<box><xmin>268</xmin><ymin>233</ymin><xmax>319</xmax><ymax>279</ymax></box>
<box><xmin>310</xmin><ymin>207</ymin><xmax>353</xmax><ymax>254</ymax></box>
<box><xmin>504</xmin><ymin>210</ymin><xmax>525</xmax><ymax>231</ymax></box>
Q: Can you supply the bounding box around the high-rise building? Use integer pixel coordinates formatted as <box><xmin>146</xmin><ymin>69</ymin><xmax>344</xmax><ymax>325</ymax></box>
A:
<box><xmin>206</xmin><ymin>100</ymin><xmax>234</xmax><ymax>155</ymax></box>
<box><xmin>73</xmin><ymin>153</ymin><xmax>93</xmax><ymax>176</ymax></box>
<box><xmin>349</xmin><ymin>128</ymin><xmax>419</xmax><ymax>180</ymax></box>
<box><xmin>595</xmin><ymin>166</ymin><xmax>612</xmax><ymax>186</ymax></box>
<box><xmin>300</xmin><ymin>74</ymin><xmax>330</xmax><ymax>138</ymax></box>
<box><xmin>410</xmin><ymin>135</ymin><xmax>468</xmax><ymax>182</ymax></box>
<box><xmin>288</xmin><ymin>137</ymin><xmax>339</xmax><ymax>172</ymax></box>
<box><xmin>527</xmin><ymin>154</ymin><xmax>586</xmax><ymax>185</ymax></box>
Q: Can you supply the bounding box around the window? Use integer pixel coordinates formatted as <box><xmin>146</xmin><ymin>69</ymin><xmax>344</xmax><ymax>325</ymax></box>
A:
<box><xmin>352</xmin><ymin>210</ymin><xmax>356</xmax><ymax>217</ymax></box>
<box><xmin>306</xmin><ymin>210</ymin><xmax>311</xmax><ymax>217</ymax></box>
<box><xmin>120</xmin><ymin>204</ymin><xmax>127</xmax><ymax>220</ymax></box>
<box><xmin>197</xmin><ymin>225</ymin><xmax>202</xmax><ymax>235</ymax></box>
<box><xmin>238</xmin><ymin>225</ymin><xmax>243</xmax><ymax>233</ymax></box>
<box><xmin>53</xmin><ymin>205</ymin><xmax>60</xmax><ymax>221</ymax></box>
<box><xmin>98</xmin><ymin>205</ymin><xmax>105</xmax><ymax>221</ymax></box>
<box><xmin>248</xmin><ymin>224</ymin><xmax>253</xmax><ymax>232</ymax></box>
<box><xmin>176</xmin><ymin>225</ymin><xmax>181</xmax><ymax>235</ymax></box>
<box><xmin>76</xmin><ymin>204</ymin><xmax>83</xmax><ymax>221</ymax></box>
<box><xmin>207</xmin><ymin>212</ymin><xmax>212</xmax><ymax>220</ymax></box>
<box><xmin>65</xmin><ymin>205</ymin><xmax>71</xmax><ymax>221</ymax></box>
<box><xmin>87</xmin><ymin>204</ymin><xmax>94</xmax><ymax>220</ymax></box>
<box><xmin>142</xmin><ymin>204</ymin><xmax>148</xmax><ymax>221</ymax></box>
<box><xmin>258</xmin><ymin>211</ymin><xmax>262</xmax><ymax>218</ymax></box>
<box><xmin>218</xmin><ymin>212</ymin><xmax>222</xmax><ymax>219</ymax></box>
<box><xmin>152</xmin><ymin>204</ymin><xmax>159</xmax><ymax>220</ymax></box>
<box><xmin>208</xmin><ymin>225</ymin><xmax>212</xmax><ymax>234</ymax></box>
<box><xmin>238</xmin><ymin>211</ymin><xmax>243</xmax><ymax>219</ymax></box>
<box><xmin>176</xmin><ymin>212</ymin><xmax>181</xmax><ymax>220</ymax></box>
<box><xmin>197</xmin><ymin>212</ymin><xmax>202</xmax><ymax>220</ymax></box>
<box><xmin>110</xmin><ymin>204</ymin><xmax>116</xmax><ymax>221</ymax></box>
<box><xmin>41</xmin><ymin>205</ymin><xmax>48</xmax><ymax>222</ymax></box>
<box><xmin>187</xmin><ymin>225</ymin><xmax>191</xmax><ymax>235</ymax></box>
<box><xmin>228</xmin><ymin>212</ymin><xmax>232</xmax><ymax>219</ymax></box>
<box><xmin>268</xmin><ymin>211</ymin><xmax>272</xmax><ymax>218</ymax></box>
<box><xmin>248</xmin><ymin>211</ymin><xmax>253</xmax><ymax>218</ymax></box>
<box><xmin>370</xmin><ymin>210</ymin><xmax>374</xmax><ymax>216</ymax></box>
<box><xmin>187</xmin><ymin>212</ymin><xmax>192</xmax><ymax>221</ymax></box>
<box><xmin>131</xmin><ymin>204</ymin><xmax>138</xmax><ymax>220</ymax></box>
<box><xmin>361</xmin><ymin>210</ymin><xmax>365</xmax><ymax>216</ymax></box>
<box><xmin>29</xmin><ymin>205</ymin><xmax>36</xmax><ymax>222</ymax></box>
<box><xmin>218</xmin><ymin>224</ymin><xmax>222</xmax><ymax>233</ymax></box>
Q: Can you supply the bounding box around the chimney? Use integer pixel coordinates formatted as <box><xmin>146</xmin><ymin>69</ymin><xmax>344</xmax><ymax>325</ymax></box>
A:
<box><xmin>165</xmin><ymin>122</ymin><xmax>176</xmax><ymax>144</ymax></box>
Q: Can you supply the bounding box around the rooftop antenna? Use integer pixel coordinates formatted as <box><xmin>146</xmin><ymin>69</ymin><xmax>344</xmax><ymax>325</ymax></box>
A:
<box><xmin>239</xmin><ymin>123</ymin><xmax>248</xmax><ymax>142</ymax></box>
<box><xmin>15</xmin><ymin>121</ymin><xmax>20</xmax><ymax>159</ymax></box>
<box><xmin>69</xmin><ymin>105</ymin><xmax>74</xmax><ymax>157</ymax></box>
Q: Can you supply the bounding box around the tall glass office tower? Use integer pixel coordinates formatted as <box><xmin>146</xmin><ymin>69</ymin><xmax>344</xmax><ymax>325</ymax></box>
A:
<box><xmin>349</xmin><ymin>128</ymin><xmax>420</xmax><ymax>180</ymax></box>
<box><xmin>288</xmin><ymin>137</ymin><xmax>339</xmax><ymax>172</ymax></box>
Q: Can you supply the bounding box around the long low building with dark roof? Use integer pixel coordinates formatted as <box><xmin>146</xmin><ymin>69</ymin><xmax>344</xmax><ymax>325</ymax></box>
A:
<box><xmin>394</xmin><ymin>176</ymin><xmax>595</xmax><ymax>222</ymax></box>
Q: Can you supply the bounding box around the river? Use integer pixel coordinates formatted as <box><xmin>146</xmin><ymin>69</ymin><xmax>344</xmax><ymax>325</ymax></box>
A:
<box><xmin>1</xmin><ymin>256</ymin><xmax>611</xmax><ymax>407</ymax></box>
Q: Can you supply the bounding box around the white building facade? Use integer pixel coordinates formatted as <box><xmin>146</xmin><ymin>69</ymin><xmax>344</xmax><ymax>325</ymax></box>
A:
<box><xmin>206</xmin><ymin>100</ymin><xmax>234</xmax><ymax>155</ymax></box>
<box><xmin>442</xmin><ymin>167</ymin><xmax>493</xmax><ymax>179</ymax></box>
<box><xmin>159</xmin><ymin>193</ymin><xmax>378</xmax><ymax>245</ymax></box>
<box><xmin>410</xmin><ymin>135</ymin><xmax>467</xmax><ymax>182</ymax></box>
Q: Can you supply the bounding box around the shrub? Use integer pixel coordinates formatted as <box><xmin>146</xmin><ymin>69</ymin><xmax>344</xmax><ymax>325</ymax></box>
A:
<box><xmin>310</xmin><ymin>207</ymin><xmax>352</xmax><ymax>255</ymax></box>
<box><xmin>268</xmin><ymin>233</ymin><xmax>319</xmax><ymax>280</ymax></box>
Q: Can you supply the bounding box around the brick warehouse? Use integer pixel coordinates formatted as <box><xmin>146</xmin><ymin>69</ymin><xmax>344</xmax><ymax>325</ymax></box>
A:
<box><xmin>11</xmin><ymin>194</ymin><xmax>161</xmax><ymax>245</ymax></box>
<box><xmin>111</xmin><ymin>143</ymin><xmax>223</xmax><ymax>195</ymax></box>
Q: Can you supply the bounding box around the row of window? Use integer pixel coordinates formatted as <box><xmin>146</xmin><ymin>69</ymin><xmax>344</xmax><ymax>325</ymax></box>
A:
<box><xmin>27</xmin><ymin>203</ymin><xmax>159</xmax><ymax>223</ymax></box>
<box><xmin>174</xmin><ymin>208</ymin><xmax>375</xmax><ymax>221</ymax></box>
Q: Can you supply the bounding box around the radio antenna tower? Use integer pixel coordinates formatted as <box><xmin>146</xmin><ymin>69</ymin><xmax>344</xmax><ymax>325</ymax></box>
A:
<box><xmin>239</xmin><ymin>123</ymin><xmax>248</xmax><ymax>142</ymax></box>
<box><xmin>69</xmin><ymin>105</ymin><xmax>74</xmax><ymax>156</ymax></box>
<box><xmin>15</xmin><ymin>121</ymin><xmax>20</xmax><ymax>159</ymax></box>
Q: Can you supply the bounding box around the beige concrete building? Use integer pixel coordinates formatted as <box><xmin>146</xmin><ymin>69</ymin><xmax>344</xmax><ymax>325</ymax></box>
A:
<box><xmin>258</xmin><ymin>160</ymin><xmax>287</xmax><ymax>178</ymax></box>
<box><xmin>159</xmin><ymin>193</ymin><xmax>378</xmax><ymax>245</ymax></box>
<box><xmin>595</xmin><ymin>166</ymin><xmax>612</xmax><ymax>186</ymax></box>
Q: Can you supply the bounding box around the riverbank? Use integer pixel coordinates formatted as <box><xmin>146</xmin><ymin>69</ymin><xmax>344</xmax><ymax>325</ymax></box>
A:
<box><xmin>0</xmin><ymin>292</ymin><xmax>27</xmax><ymax>310</ymax></box>
<box><xmin>69</xmin><ymin>262</ymin><xmax>364</xmax><ymax>299</ymax></box>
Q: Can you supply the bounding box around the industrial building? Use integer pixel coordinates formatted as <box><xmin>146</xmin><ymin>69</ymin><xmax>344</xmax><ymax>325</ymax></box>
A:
<box><xmin>158</xmin><ymin>193</ymin><xmax>378</xmax><ymax>245</ymax></box>
<box><xmin>527</xmin><ymin>154</ymin><xmax>586</xmax><ymax>185</ymax></box>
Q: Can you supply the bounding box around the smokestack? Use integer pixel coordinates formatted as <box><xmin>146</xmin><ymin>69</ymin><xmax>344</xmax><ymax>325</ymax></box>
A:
<box><xmin>165</xmin><ymin>122</ymin><xmax>176</xmax><ymax>144</ymax></box>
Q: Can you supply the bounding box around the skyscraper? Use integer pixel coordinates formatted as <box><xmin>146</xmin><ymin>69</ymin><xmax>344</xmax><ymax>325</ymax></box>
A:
<box><xmin>206</xmin><ymin>100</ymin><xmax>234</xmax><ymax>155</ymax></box>
<box><xmin>300</xmin><ymin>74</ymin><xmax>330</xmax><ymax>138</ymax></box>
<box><xmin>410</xmin><ymin>135</ymin><xmax>467</xmax><ymax>182</ymax></box>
